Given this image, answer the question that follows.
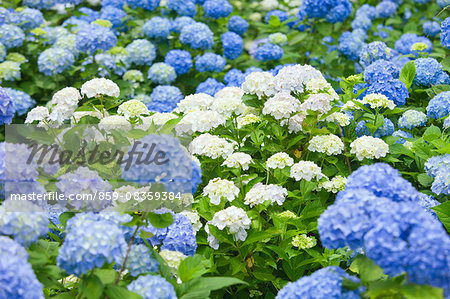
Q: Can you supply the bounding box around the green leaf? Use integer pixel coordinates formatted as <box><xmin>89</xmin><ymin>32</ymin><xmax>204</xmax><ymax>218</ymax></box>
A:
<box><xmin>178</xmin><ymin>255</ymin><xmax>209</xmax><ymax>282</ymax></box>
<box><xmin>147</xmin><ymin>212</ymin><xmax>174</xmax><ymax>228</ymax></box>
<box><xmin>400</xmin><ymin>284</ymin><xmax>443</xmax><ymax>299</ymax></box>
<box><xmin>349</xmin><ymin>255</ymin><xmax>384</xmax><ymax>283</ymax></box>
<box><xmin>417</xmin><ymin>173</ymin><xmax>434</xmax><ymax>187</ymax></box>
<box><xmin>423</xmin><ymin>125</ymin><xmax>441</xmax><ymax>142</ymax></box>
<box><xmin>399</xmin><ymin>61</ymin><xmax>416</xmax><ymax>88</ymax></box>
<box><xmin>242</xmin><ymin>94</ymin><xmax>261</xmax><ymax>108</ymax></box>
<box><xmin>432</xmin><ymin>201</ymin><xmax>450</xmax><ymax>232</ymax></box>
<box><xmin>104</xmin><ymin>284</ymin><xmax>143</xmax><ymax>299</ymax></box>
<box><xmin>94</xmin><ymin>269</ymin><xmax>117</xmax><ymax>285</ymax></box>
<box><xmin>179</xmin><ymin>277</ymin><xmax>246</xmax><ymax>299</ymax></box>
<box><xmin>441</xmin><ymin>56</ymin><xmax>450</xmax><ymax>73</ymax></box>
<box><xmin>79</xmin><ymin>275</ymin><xmax>103</xmax><ymax>299</ymax></box>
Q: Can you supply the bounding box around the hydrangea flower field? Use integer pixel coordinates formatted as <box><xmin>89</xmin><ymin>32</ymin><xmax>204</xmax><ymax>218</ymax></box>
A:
<box><xmin>0</xmin><ymin>0</ymin><xmax>449</xmax><ymax>298</ymax></box>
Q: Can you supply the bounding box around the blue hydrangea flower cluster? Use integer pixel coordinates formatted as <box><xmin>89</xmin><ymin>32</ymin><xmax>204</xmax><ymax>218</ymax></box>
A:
<box><xmin>100</xmin><ymin>6</ymin><xmax>127</xmax><ymax>28</ymax></box>
<box><xmin>126</xmin><ymin>0</ymin><xmax>160</xmax><ymax>10</ymax></box>
<box><xmin>143</xmin><ymin>17</ymin><xmax>171</xmax><ymax>39</ymax></box>
<box><xmin>126</xmin><ymin>39</ymin><xmax>156</xmax><ymax>66</ymax></box>
<box><xmin>196</xmin><ymin>77</ymin><xmax>225</xmax><ymax>96</ymax></box>
<box><xmin>338</xmin><ymin>31</ymin><xmax>365</xmax><ymax>61</ymax></box>
<box><xmin>374</xmin><ymin>24</ymin><xmax>393</xmax><ymax>39</ymax></box>
<box><xmin>127</xmin><ymin>275</ymin><xmax>177</xmax><ymax>299</ymax></box>
<box><xmin>338</xmin><ymin>163</ymin><xmax>421</xmax><ymax>203</ymax></box>
<box><xmin>275</xmin><ymin>266</ymin><xmax>363</xmax><ymax>299</ymax></box>
<box><xmin>356</xmin><ymin>119</ymin><xmax>394</xmax><ymax>138</ymax></box>
<box><xmin>148</xmin><ymin>85</ymin><xmax>183</xmax><ymax>112</ymax></box>
<box><xmin>164</xmin><ymin>50</ymin><xmax>193</xmax><ymax>75</ymax></box>
<box><xmin>180</xmin><ymin>22</ymin><xmax>214</xmax><ymax>50</ymax></box>
<box><xmin>362</xmin><ymin>78</ymin><xmax>409</xmax><ymax>107</ymax></box>
<box><xmin>203</xmin><ymin>0</ymin><xmax>233</xmax><ymax>19</ymax></box>
<box><xmin>78</xmin><ymin>7</ymin><xmax>100</xmax><ymax>22</ymax></box>
<box><xmin>166</xmin><ymin>0</ymin><xmax>196</xmax><ymax>17</ymax></box>
<box><xmin>413</xmin><ymin>58</ymin><xmax>450</xmax><ymax>87</ymax></box>
<box><xmin>423</xmin><ymin>21</ymin><xmax>440</xmax><ymax>37</ymax></box>
<box><xmin>318</xmin><ymin>164</ymin><xmax>450</xmax><ymax>291</ymax></box>
<box><xmin>228</xmin><ymin>15</ymin><xmax>249</xmax><ymax>36</ymax></box>
<box><xmin>0</xmin><ymin>87</ymin><xmax>15</xmax><ymax>125</ymax></box>
<box><xmin>438</xmin><ymin>0</ymin><xmax>450</xmax><ymax>7</ymax></box>
<box><xmin>22</xmin><ymin>0</ymin><xmax>54</xmax><ymax>9</ymax></box>
<box><xmin>375</xmin><ymin>1</ymin><xmax>398</xmax><ymax>18</ymax></box>
<box><xmin>0</xmin><ymin>24</ymin><xmax>25</xmax><ymax>49</ymax></box>
<box><xmin>170</xmin><ymin>16</ymin><xmax>196</xmax><ymax>33</ymax></box>
<box><xmin>441</xmin><ymin>17</ymin><xmax>450</xmax><ymax>49</ymax></box>
<box><xmin>224</xmin><ymin>68</ymin><xmax>246</xmax><ymax>87</ymax></box>
<box><xmin>3</xmin><ymin>88</ymin><xmax>35</xmax><ymax>116</ymax></box>
<box><xmin>0</xmin><ymin>200</ymin><xmax>49</xmax><ymax>247</ymax></box>
<box><xmin>363</xmin><ymin>59</ymin><xmax>399</xmax><ymax>84</ymax></box>
<box><xmin>0</xmin><ymin>43</ymin><xmax>5</xmax><ymax>62</ymax></box>
<box><xmin>195</xmin><ymin>53</ymin><xmax>226</xmax><ymax>72</ymax></box>
<box><xmin>425</xmin><ymin>154</ymin><xmax>450</xmax><ymax>196</ymax></box>
<box><xmin>359</xmin><ymin>41</ymin><xmax>393</xmax><ymax>68</ymax></box>
<box><xmin>298</xmin><ymin>0</ymin><xmax>353</xmax><ymax>24</ymax></box>
<box><xmin>398</xmin><ymin>110</ymin><xmax>427</xmax><ymax>130</ymax></box>
<box><xmin>101</xmin><ymin>0</ymin><xmax>125</xmax><ymax>8</ymax></box>
<box><xmin>0</xmin><ymin>242</ymin><xmax>44</xmax><ymax>298</ymax></box>
<box><xmin>426</xmin><ymin>91</ymin><xmax>450</xmax><ymax>119</ymax></box>
<box><xmin>148</xmin><ymin>63</ymin><xmax>177</xmax><ymax>85</ymax></box>
<box><xmin>38</xmin><ymin>48</ymin><xmax>74</xmax><ymax>76</ymax></box>
<box><xmin>394</xmin><ymin>33</ymin><xmax>433</xmax><ymax>56</ymax></box>
<box><xmin>125</xmin><ymin>244</ymin><xmax>159</xmax><ymax>277</ymax></box>
<box><xmin>265</xmin><ymin>10</ymin><xmax>288</xmax><ymax>24</ymax></box>
<box><xmin>56</xmin><ymin>167</ymin><xmax>112</xmax><ymax>211</ymax></box>
<box><xmin>75</xmin><ymin>23</ymin><xmax>117</xmax><ymax>53</ymax></box>
<box><xmin>9</xmin><ymin>8</ymin><xmax>44</xmax><ymax>30</ymax></box>
<box><xmin>254</xmin><ymin>43</ymin><xmax>283</xmax><ymax>61</ymax></box>
<box><xmin>121</xmin><ymin>134</ymin><xmax>193</xmax><ymax>194</ymax></box>
<box><xmin>137</xmin><ymin>212</ymin><xmax>197</xmax><ymax>256</ymax></box>
<box><xmin>57</xmin><ymin>213</ymin><xmax>128</xmax><ymax>276</ymax></box>
<box><xmin>221</xmin><ymin>31</ymin><xmax>244</xmax><ymax>60</ymax></box>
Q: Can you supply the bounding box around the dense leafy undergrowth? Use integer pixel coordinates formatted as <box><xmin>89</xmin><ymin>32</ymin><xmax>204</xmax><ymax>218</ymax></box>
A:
<box><xmin>0</xmin><ymin>0</ymin><xmax>449</xmax><ymax>298</ymax></box>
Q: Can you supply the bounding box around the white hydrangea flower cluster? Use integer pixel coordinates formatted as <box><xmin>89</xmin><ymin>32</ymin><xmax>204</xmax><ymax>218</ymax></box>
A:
<box><xmin>189</xmin><ymin>133</ymin><xmax>235</xmax><ymax>159</ymax></box>
<box><xmin>208</xmin><ymin>206</ymin><xmax>251</xmax><ymax>243</ymax></box>
<box><xmin>350</xmin><ymin>136</ymin><xmax>389</xmax><ymax>161</ymax></box>
<box><xmin>81</xmin><ymin>78</ymin><xmax>120</xmax><ymax>98</ymax></box>
<box><xmin>177</xmin><ymin>93</ymin><xmax>213</xmax><ymax>113</ymax></box>
<box><xmin>318</xmin><ymin>175</ymin><xmax>347</xmax><ymax>193</ymax></box>
<box><xmin>262</xmin><ymin>92</ymin><xmax>300</xmax><ymax>119</ymax></box>
<box><xmin>299</xmin><ymin>93</ymin><xmax>332</xmax><ymax>114</ymax></box>
<box><xmin>305</xmin><ymin>78</ymin><xmax>338</xmax><ymax>99</ymax></box>
<box><xmin>117</xmin><ymin>99</ymin><xmax>149</xmax><ymax>119</ymax></box>
<box><xmin>244</xmin><ymin>182</ymin><xmax>287</xmax><ymax>207</ymax></box>
<box><xmin>308</xmin><ymin>134</ymin><xmax>344</xmax><ymax>156</ymax></box>
<box><xmin>159</xmin><ymin>250</ymin><xmax>187</xmax><ymax>272</ymax></box>
<box><xmin>177</xmin><ymin>110</ymin><xmax>226</xmax><ymax>134</ymax></box>
<box><xmin>290</xmin><ymin>161</ymin><xmax>324</xmax><ymax>181</ymax></box>
<box><xmin>272</xmin><ymin>65</ymin><xmax>324</xmax><ymax>94</ymax></box>
<box><xmin>237</xmin><ymin>113</ymin><xmax>261</xmax><ymax>128</ymax></box>
<box><xmin>280</xmin><ymin>113</ymin><xmax>306</xmax><ymax>133</ymax></box>
<box><xmin>266</xmin><ymin>152</ymin><xmax>294</xmax><ymax>169</ymax></box>
<box><xmin>222</xmin><ymin>152</ymin><xmax>253</xmax><ymax>170</ymax></box>
<box><xmin>277</xmin><ymin>210</ymin><xmax>297</xmax><ymax>219</ymax></box>
<box><xmin>212</xmin><ymin>87</ymin><xmax>246</xmax><ymax>117</ymax></box>
<box><xmin>50</xmin><ymin>87</ymin><xmax>81</xmax><ymax>122</ymax></box>
<box><xmin>179</xmin><ymin>210</ymin><xmax>202</xmax><ymax>234</ymax></box>
<box><xmin>25</xmin><ymin>106</ymin><xmax>50</xmax><ymax>124</ymax></box>
<box><xmin>241</xmin><ymin>72</ymin><xmax>275</xmax><ymax>98</ymax></box>
<box><xmin>325</xmin><ymin>112</ymin><xmax>351</xmax><ymax>126</ymax></box>
<box><xmin>292</xmin><ymin>234</ymin><xmax>317</xmax><ymax>249</ymax></box>
<box><xmin>359</xmin><ymin>93</ymin><xmax>395</xmax><ymax>110</ymax></box>
<box><xmin>98</xmin><ymin>115</ymin><xmax>130</xmax><ymax>131</ymax></box>
<box><xmin>203</xmin><ymin>178</ymin><xmax>240</xmax><ymax>205</ymax></box>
